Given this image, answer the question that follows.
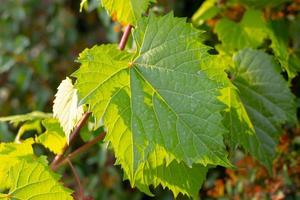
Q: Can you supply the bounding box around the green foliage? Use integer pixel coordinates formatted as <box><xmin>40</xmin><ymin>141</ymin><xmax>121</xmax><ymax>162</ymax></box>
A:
<box><xmin>0</xmin><ymin>140</ymin><xmax>72</xmax><ymax>199</ymax></box>
<box><xmin>0</xmin><ymin>139</ymin><xmax>34</xmax><ymax>190</ymax></box>
<box><xmin>215</xmin><ymin>9</ymin><xmax>268</xmax><ymax>51</ymax></box>
<box><xmin>37</xmin><ymin>119</ymin><xmax>66</xmax><ymax>154</ymax></box>
<box><xmin>73</xmin><ymin>13</ymin><xmax>229</xmax><ymax>197</ymax></box>
<box><xmin>227</xmin><ymin>49</ymin><xmax>296</xmax><ymax>170</ymax></box>
<box><xmin>192</xmin><ymin>0</ymin><xmax>220</xmax><ymax>26</ymax></box>
<box><xmin>0</xmin><ymin>111</ymin><xmax>52</xmax><ymax>126</ymax></box>
<box><xmin>1</xmin><ymin>0</ymin><xmax>299</xmax><ymax>199</ymax></box>
<box><xmin>101</xmin><ymin>0</ymin><xmax>156</xmax><ymax>24</ymax></box>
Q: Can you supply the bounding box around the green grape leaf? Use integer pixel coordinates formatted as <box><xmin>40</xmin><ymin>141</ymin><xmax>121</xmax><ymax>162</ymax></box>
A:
<box><xmin>36</xmin><ymin>118</ymin><xmax>66</xmax><ymax>154</ymax></box>
<box><xmin>219</xmin><ymin>85</ymin><xmax>273</xmax><ymax>170</ymax></box>
<box><xmin>192</xmin><ymin>0</ymin><xmax>220</xmax><ymax>26</ymax></box>
<box><xmin>201</xmin><ymin>55</ymin><xmax>256</xmax><ymax>146</ymax></box>
<box><xmin>53</xmin><ymin>77</ymin><xmax>84</xmax><ymax>142</ymax></box>
<box><xmin>268</xmin><ymin>19</ymin><xmax>300</xmax><ymax>79</ymax></box>
<box><xmin>0</xmin><ymin>140</ymin><xmax>72</xmax><ymax>199</ymax></box>
<box><xmin>229</xmin><ymin>49</ymin><xmax>297</xmax><ymax>169</ymax></box>
<box><xmin>130</xmin><ymin>147</ymin><xmax>208</xmax><ymax>199</ymax></box>
<box><xmin>0</xmin><ymin>111</ymin><xmax>52</xmax><ymax>126</ymax></box>
<box><xmin>214</xmin><ymin>10</ymin><xmax>297</xmax><ymax>79</ymax></box>
<box><xmin>103</xmin><ymin>89</ymin><xmax>209</xmax><ymax>198</ymax></box>
<box><xmin>203</xmin><ymin>50</ymin><xmax>296</xmax><ymax>171</ymax></box>
<box><xmin>3</xmin><ymin>158</ymin><xmax>72</xmax><ymax>200</ymax></box>
<box><xmin>101</xmin><ymin>0</ymin><xmax>156</xmax><ymax>25</ymax></box>
<box><xmin>0</xmin><ymin>139</ymin><xmax>34</xmax><ymax>190</ymax></box>
<box><xmin>73</xmin><ymin>13</ymin><xmax>230</xmax><ymax>197</ymax></box>
<box><xmin>215</xmin><ymin>9</ymin><xmax>268</xmax><ymax>51</ymax></box>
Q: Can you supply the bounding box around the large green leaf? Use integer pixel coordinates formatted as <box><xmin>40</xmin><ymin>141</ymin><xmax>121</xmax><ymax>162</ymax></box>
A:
<box><xmin>73</xmin><ymin>13</ymin><xmax>230</xmax><ymax>197</ymax></box>
<box><xmin>201</xmin><ymin>54</ymin><xmax>269</xmax><ymax>169</ymax></box>
<box><xmin>215</xmin><ymin>9</ymin><xmax>268</xmax><ymax>51</ymax></box>
<box><xmin>229</xmin><ymin>49</ymin><xmax>297</xmax><ymax>169</ymax></box>
<box><xmin>101</xmin><ymin>0</ymin><xmax>156</xmax><ymax>25</ymax></box>
<box><xmin>103</xmin><ymin>84</ymin><xmax>209</xmax><ymax>198</ymax></box>
<box><xmin>53</xmin><ymin>77</ymin><xmax>84</xmax><ymax>142</ymax></box>
<box><xmin>203</xmin><ymin>50</ymin><xmax>296</xmax><ymax>171</ymax></box>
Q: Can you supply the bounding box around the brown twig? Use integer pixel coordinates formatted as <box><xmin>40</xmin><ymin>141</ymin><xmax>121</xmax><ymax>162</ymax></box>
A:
<box><xmin>50</xmin><ymin>112</ymin><xmax>91</xmax><ymax>170</ymax></box>
<box><xmin>118</xmin><ymin>25</ymin><xmax>133</xmax><ymax>50</ymax></box>
<box><xmin>67</xmin><ymin>158</ymin><xmax>84</xmax><ymax>200</ymax></box>
<box><xmin>53</xmin><ymin>132</ymin><xmax>106</xmax><ymax>170</ymax></box>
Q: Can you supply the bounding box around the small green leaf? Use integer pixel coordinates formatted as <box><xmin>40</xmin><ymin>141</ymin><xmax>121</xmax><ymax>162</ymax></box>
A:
<box><xmin>269</xmin><ymin>19</ymin><xmax>298</xmax><ymax>79</ymax></box>
<box><xmin>0</xmin><ymin>139</ymin><xmax>34</xmax><ymax>190</ymax></box>
<box><xmin>53</xmin><ymin>77</ymin><xmax>84</xmax><ymax>142</ymax></box>
<box><xmin>192</xmin><ymin>0</ymin><xmax>220</xmax><ymax>26</ymax></box>
<box><xmin>0</xmin><ymin>111</ymin><xmax>52</xmax><ymax>126</ymax></box>
<box><xmin>101</xmin><ymin>0</ymin><xmax>156</xmax><ymax>25</ymax></box>
<box><xmin>36</xmin><ymin>118</ymin><xmax>66</xmax><ymax>154</ymax></box>
<box><xmin>79</xmin><ymin>0</ymin><xmax>88</xmax><ymax>12</ymax></box>
<box><xmin>215</xmin><ymin>9</ymin><xmax>268</xmax><ymax>51</ymax></box>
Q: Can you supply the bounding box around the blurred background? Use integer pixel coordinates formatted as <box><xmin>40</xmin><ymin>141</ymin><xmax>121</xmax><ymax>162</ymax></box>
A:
<box><xmin>0</xmin><ymin>0</ymin><xmax>300</xmax><ymax>199</ymax></box>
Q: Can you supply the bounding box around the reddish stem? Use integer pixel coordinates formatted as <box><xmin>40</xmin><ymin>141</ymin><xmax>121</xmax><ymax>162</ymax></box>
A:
<box><xmin>67</xmin><ymin>158</ymin><xmax>84</xmax><ymax>200</ymax></box>
<box><xmin>53</xmin><ymin>132</ymin><xmax>106</xmax><ymax>170</ymax></box>
<box><xmin>50</xmin><ymin>112</ymin><xmax>91</xmax><ymax>170</ymax></box>
<box><xmin>118</xmin><ymin>25</ymin><xmax>133</xmax><ymax>50</ymax></box>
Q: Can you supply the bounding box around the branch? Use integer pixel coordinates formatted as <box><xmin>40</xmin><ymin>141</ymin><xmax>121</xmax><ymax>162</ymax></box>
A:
<box><xmin>67</xmin><ymin>158</ymin><xmax>84</xmax><ymax>200</ymax></box>
<box><xmin>118</xmin><ymin>25</ymin><xmax>133</xmax><ymax>50</ymax></box>
<box><xmin>50</xmin><ymin>112</ymin><xmax>91</xmax><ymax>170</ymax></box>
<box><xmin>53</xmin><ymin>132</ymin><xmax>106</xmax><ymax>170</ymax></box>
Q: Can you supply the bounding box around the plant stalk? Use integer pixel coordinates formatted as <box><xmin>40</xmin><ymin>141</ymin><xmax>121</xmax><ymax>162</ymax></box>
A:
<box><xmin>118</xmin><ymin>25</ymin><xmax>133</xmax><ymax>50</ymax></box>
<box><xmin>53</xmin><ymin>132</ymin><xmax>106</xmax><ymax>170</ymax></box>
<box><xmin>50</xmin><ymin>112</ymin><xmax>91</xmax><ymax>170</ymax></box>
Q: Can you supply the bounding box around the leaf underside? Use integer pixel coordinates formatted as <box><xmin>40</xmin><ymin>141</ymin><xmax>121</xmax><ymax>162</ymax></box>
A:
<box><xmin>53</xmin><ymin>77</ymin><xmax>84</xmax><ymax>142</ymax></box>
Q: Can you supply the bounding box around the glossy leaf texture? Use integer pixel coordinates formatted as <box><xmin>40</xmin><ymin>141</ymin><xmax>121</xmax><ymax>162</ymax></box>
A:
<box><xmin>73</xmin><ymin>13</ymin><xmax>231</xmax><ymax>198</ymax></box>
<box><xmin>0</xmin><ymin>140</ymin><xmax>72</xmax><ymax>199</ymax></box>
<box><xmin>101</xmin><ymin>0</ymin><xmax>156</xmax><ymax>25</ymax></box>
